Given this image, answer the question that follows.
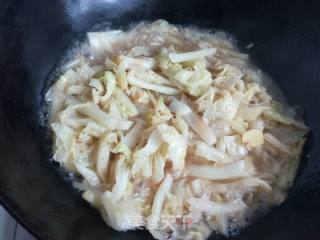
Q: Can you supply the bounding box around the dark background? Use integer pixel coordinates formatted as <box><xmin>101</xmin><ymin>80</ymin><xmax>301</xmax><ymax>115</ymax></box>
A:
<box><xmin>0</xmin><ymin>0</ymin><xmax>320</xmax><ymax>239</ymax></box>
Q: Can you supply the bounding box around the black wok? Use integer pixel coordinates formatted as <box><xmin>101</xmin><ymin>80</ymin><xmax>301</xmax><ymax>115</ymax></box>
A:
<box><xmin>0</xmin><ymin>0</ymin><xmax>320</xmax><ymax>239</ymax></box>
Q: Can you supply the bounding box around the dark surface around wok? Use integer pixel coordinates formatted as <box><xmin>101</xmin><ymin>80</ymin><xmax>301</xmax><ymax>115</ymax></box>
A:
<box><xmin>0</xmin><ymin>0</ymin><xmax>320</xmax><ymax>239</ymax></box>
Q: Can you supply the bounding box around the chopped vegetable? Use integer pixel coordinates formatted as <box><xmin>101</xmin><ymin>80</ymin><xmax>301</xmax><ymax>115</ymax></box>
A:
<box><xmin>263</xmin><ymin>108</ymin><xmax>308</xmax><ymax>129</ymax></box>
<box><xmin>131</xmin><ymin>130</ymin><xmax>162</xmax><ymax>177</ymax></box>
<box><xmin>168</xmin><ymin>48</ymin><xmax>216</xmax><ymax>63</ymax></box>
<box><xmin>96</xmin><ymin>134</ymin><xmax>111</xmax><ymax>181</ymax></box>
<box><xmin>117</xmin><ymin>55</ymin><xmax>157</xmax><ymax>70</ymax></box>
<box><xmin>157</xmin><ymin>123</ymin><xmax>187</xmax><ymax>176</ymax></box>
<box><xmin>242</xmin><ymin>129</ymin><xmax>264</xmax><ymax>147</ymax></box>
<box><xmin>127</xmin><ymin>74</ymin><xmax>179</xmax><ymax>95</ymax></box>
<box><xmin>169</xmin><ymin>98</ymin><xmax>216</xmax><ymax>145</ymax></box>
<box><xmin>49</xmin><ymin>20</ymin><xmax>308</xmax><ymax>240</ymax></box>
<box><xmin>158</xmin><ymin>50</ymin><xmax>213</xmax><ymax>96</ymax></box>
<box><xmin>149</xmin><ymin>174</ymin><xmax>173</xmax><ymax>226</ymax></box>
<box><xmin>195</xmin><ymin>141</ymin><xmax>232</xmax><ymax>164</ymax></box>
<box><xmin>264</xmin><ymin>133</ymin><xmax>291</xmax><ymax>155</ymax></box>
<box><xmin>188</xmin><ymin>198</ymin><xmax>246</xmax><ymax>215</ymax></box>
<box><xmin>76</xmin><ymin>103</ymin><xmax>133</xmax><ymax>130</ymax></box>
<box><xmin>186</xmin><ymin>160</ymin><xmax>250</xmax><ymax>181</ymax></box>
<box><xmin>122</xmin><ymin>120</ymin><xmax>145</xmax><ymax>149</ymax></box>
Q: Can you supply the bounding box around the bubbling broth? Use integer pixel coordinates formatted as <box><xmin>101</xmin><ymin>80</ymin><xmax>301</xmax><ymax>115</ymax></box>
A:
<box><xmin>46</xmin><ymin>20</ymin><xmax>308</xmax><ymax>240</ymax></box>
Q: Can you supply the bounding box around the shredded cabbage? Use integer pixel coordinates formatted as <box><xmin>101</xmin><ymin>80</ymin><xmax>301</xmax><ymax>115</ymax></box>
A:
<box><xmin>195</xmin><ymin>141</ymin><xmax>232</xmax><ymax>164</ymax></box>
<box><xmin>49</xmin><ymin>20</ymin><xmax>308</xmax><ymax>240</ymax></box>
<box><xmin>186</xmin><ymin>160</ymin><xmax>250</xmax><ymax>181</ymax></box>
<box><xmin>157</xmin><ymin>124</ymin><xmax>187</xmax><ymax>176</ymax></box>
<box><xmin>168</xmin><ymin>48</ymin><xmax>216</xmax><ymax>63</ymax></box>
<box><xmin>169</xmin><ymin>98</ymin><xmax>216</xmax><ymax>145</ymax></box>
<box><xmin>127</xmin><ymin>72</ymin><xmax>179</xmax><ymax>95</ymax></box>
<box><xmin>131</xmin><ymin>130</ymin><xmax>162</xmax><ymax>178</ymax></box>
<box><xmin>96</xmin><ymin>134</ymin><xmax>111</xmax><ymax>181</ymax></box>
<box><xmin>158</xmin><ymin>50</ymin><xmax>213</xmax><ymax>96</ymax></box>
<box><xmin>76</xmin><ymin>103</ymin><xmax>133</xmax><ymax>130</ymax></box>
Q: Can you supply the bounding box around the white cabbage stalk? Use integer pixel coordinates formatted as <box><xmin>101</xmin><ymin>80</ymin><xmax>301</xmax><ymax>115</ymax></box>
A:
<box><xmin>89</xmin><ymin>79</ymin><xmax>104</xmax><ymax>93</ymax></box>
<box><xmin>114</xmin><ymin>63</ymin><xmax>128</xmax><ymax>90</ymax></box>
<box><xmin>106</xmin><ymin>132</ymin><xmax>118</xmax><ymax>145</ymax></box>
<box><xmin>66</xmin><ymin>85</ymin><xmax>87</xmax><ymax>95</ymax></box>
<box><xmin>145</xmin><ymin>70</ymin><xmax>175</xmax><ymax>86</ymax></box>
<box><xmin>243</xmin><ymin>106</ymin><xmax>264</xmax><ymax>121</ymax></box>
<box><xmin>264</xmin><ymin>133</ymin><xmax>291</xmax><ymax>155</ymax></box>
<box><xmin>117</xmin><ymin>55</ymin><xmax>157</xmax><ymax>70</ymax></box>
<box><xmin>61</xmin><ymin>55</ymin><xmax>87</xmax><ymax>72</ymax></box>
<box><xmin>195</xmin><ymin>86</ymin><xmax>217</xmax><ymax>112</ymax></box>
<box><xmin>150</xmin><ymin>96</ymin><xmax>173</xmax><ymax>125</ymax></box>
<box><xmin>101</xmin><ymin>191</ymin><xmax>126</xmax><ymax>231</ymax></box>
<box><xmin>169</xmin><ymin>98</ymin><xmax>216</xmax><ymax>145</ymax></box>
<box><xmin>223</xmin><ymin>135</ymin><xmax>248</xmax><ymax>157</ymax></box>
<box><xmin>101</xmin><ymin>191</ymin><xmax>145</xmax><ymax>231</ymax></box>
<box><xmin>277</xmin><ymin>139</ymin><xmax>306</xmax><ymax>191</ymax></box>
<box><xmin>217</xmin><ymin>64</ymin><xmax>244</xmax><ymax>80</ymax></box>
<box><xmin>112</xmin><ymin>143</ymin><xmax>131</xmax><ymax>161</ymax></box>
<box><xmin>208</xmin><ymin>177</ymin><xmax>272</xmax><ymax>195</ymax></box>
<box><xmin>76</xmin><ymin>103</ymin><xmax>133</xmax><ymax>130</ymax></box>
<box><xmin>141</xmin><ymin>156</ymin><xmax>153</xmax><ymax>178</ymax></box>
<box><xmin>96</xmin><ymin>134</ymin><xmax>111</xmax><ymax>182</ymax></box>
<box><xmin>241</xmin><ymin>177</ymin><xmax>272</xmax><ymax>192</ymax></box>
<box><xmin>61</xmin><ymin>117</ymin><xmax>93</xmax><ymax>130</ymax></box>
<box><xmin>91</xmin><ymin>65</ymin><xmax>105</xmax><ymax>75</ymax></box>
<box><xmin>157</xmin><ymin>123</ymin><xmax>187</xmax><ymax>175</ymax></box>
<box><xmin>149</xmin><ymin>229</ymin><xmax>168</xmax><ymax>240</ymax></box>
<box><xmin>55</xmin><ymin>69</ymin><xmax>78</xmax><ymax>91</ymax></box>
<box><xmin>74</xmin><ymin>161</ymin><xmax>101</xmax><ymax>188</ymax></box>
<box><xmin>48</xmin><ymin>88</ymin><xmax>67</xmax><ymax>121</ymax></box>
<box><xmin>114</xmin><ymin>88</ymin><xmax>139</xmax><ymax>117</ymax></box>
<box><xmin>195</xmin><ymin>141</ymin><xmax>232</xmax><ymax>164</ymax></box>
<box><xmin>77</xmin><ymin>64</ymin><xmax>95</xmax><ymax>83</ymax></box>
<box><xmin>152</xmin><ymin>153</ymin><xmax>166</xmax><ymax>184</ymax></box>
<box><xmin>203</xmin><ymin>90</ymin><xmax>238</xmax><ymax>120</ymax></box>
<box><xmin>158</xmin><ymin>50</ymin><xmax>213</xmax><ymax>96</ymax></box>
<box><xmin>126</xmin><ymin>86</ymin><xmax>152</xmax><ymax>105</ymax></box>
<box><xmin>242</xmin><ymin>129</ymin><xmax>264</xmax><ymax>147</ymax></box>
<box><xmin>109</xmin><ymin>101</ymin><xmax>121</xmax><ymax>119</ymax></box>
<box><xmin>128</xmin><ymin>66</ymin><xmax>175</xmax><ymax>86</ymax></box>
<box><xmin>190</xmin><ymin>179</ymin><xmax>202</xmax><ymax>195</ymax></box>
<box><xmin>263</xmin><ymin>108</ymin><xmax>308</xmax><ymax>129</ymax></box>
<box><xmin>112</xmin><ymin>157</ymin><xmax>130</xmax><ymax>199</ymax></box>
<box><xmin>188</xmin><ymin>198</ymin><xmax>246</xmax><ymax>215</ymax></box>
<box><xmin>90</xmin><ymin>79</ymin><xmax>104</xmax><ymax>104</ymax></box>
<box><xmin>131</xmin><ymin>130</ymin><xmax>162</xmax><ymax>177</ymax></box>
<box><xmin>215</xmin><ymin>215</ymin><xmax>229</xmax><ymax>236</ymax></box>
<box><xmin>127</xmin><ymin>74</ymin><xmax>179</xmax><ymax>95</ymax></box>
<box><xmin>51</xmin><ymin>123</ymin><xmax>74</xmax><ymax>151</ymax></box>
<box><xmin>172</xmin><ymin>116</ymin><xmax>189</xmax><ymax>143</ymax></box>
<box><xmin>243</xmin><ymin>83</ymin><xmax>261</xmax><ymax>103</ymax></box>
<box><xmin>100</xmin><ymin>71</ymin><xmax>116</xmax><ymax>102</ymax></box>
<box><xmin>88</xmin><ymin>31</ymin><xmax>124</xmax><ymax>53</ymax></box>
<box><xmin>122</xmin><ymin>120</ymin><xmax>145</xmax><ymax>149</ymax></box>
<box><xmin>186</xmin><ymin>160</ymin><xmax>249</xmax><ymax>180</ymax></box>
<box><xmin>228</xmin><ymin>119</ymin><xmax>248</xmax><ymax>134</ymax></box>
<box><xmin>78</xmin><ymin>122</ymin><xmax>106</xmax><ymax>143</ymax></box>
<box><xmin>169</xmin><ymin>48</ymin><xmax>216</xmax><ymax>63</ymax></box>
<box><xmin>53</xmin><ymin>146</ymin><xmax>69</xmax><ymax>166</ymax></box>
<box><xmin>216</xmin><ymin>137</ymin><xmax>227</xmax><ymax>153</ymax></box>
<box><xmin>150</xmin><ymin>174</ymin><xmax>173</xmax><ymax>221</ymax></box>
<box><xmin>82</xmin><ymin>190</ymin><xmax>101</xmax><ymax>208</ymax></box>
<box><xmin>127</xmin><ymin>46</ymin><xmax>151</xmax><ymax>57</ymax></box>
